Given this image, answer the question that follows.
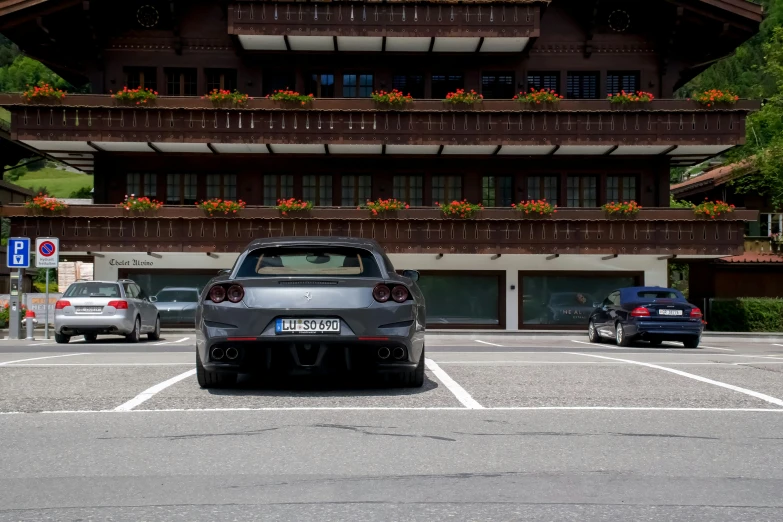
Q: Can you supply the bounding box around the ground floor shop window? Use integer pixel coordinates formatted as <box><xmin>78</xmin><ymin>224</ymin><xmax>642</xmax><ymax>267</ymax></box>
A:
<box><xmin>520</xmin><ymin>272</ymin><xmax>641</xmax><ymax>327</ymax></box>
<box><xmin>418</xmin><ymin>271</ymin><xmax>504</xmax><ymax>327</ymax></box>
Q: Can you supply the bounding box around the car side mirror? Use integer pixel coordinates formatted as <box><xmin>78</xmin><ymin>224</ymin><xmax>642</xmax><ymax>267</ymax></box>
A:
<box><xmin>149</xmin><ymin>296</ymin><xmax>157</xmax><ymax>303</ymax></box>
<box><xmin>402</xmin><ymin>270</ymin><xmax>420</xmax><ymax>282</ymax></box>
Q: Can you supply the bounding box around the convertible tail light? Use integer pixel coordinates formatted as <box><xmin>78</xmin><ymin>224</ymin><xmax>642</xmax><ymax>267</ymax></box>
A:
<box><xmin>630</xmin><ymin>307</ymin><xmax>650</xmax><ymax>317</ymax></box>
<box><xmin>391</xmin><ymin>285</ymin><xmax>409</xmax><ymax>303</ymax></box>
<box><xmin>373</xmin><ymin>284</ymin><xmax>391</xmax><ymax>303</ymax></box>
<box><xmin>209</xmin><ymin>285</ymin><xmax>226</xmax><ymax>303</ymax></box>
<box><xmin>690</xmin><ymin>307</ymin><xmax>703</xmax><ymax>319</ymax></box>
<box><xmin>226</xmin><ymin>284</ymin><xmax>244</xmax><ymax>303</ymax></box>
<box><xmin>54</xmin><ymin>300</ymin><xmax>71</xmax><ymax>309</ymax></box>
<box><xmin>107</xmin><ymin>300</ymin><xmax>128</xmax><ymax>309</ymax></box>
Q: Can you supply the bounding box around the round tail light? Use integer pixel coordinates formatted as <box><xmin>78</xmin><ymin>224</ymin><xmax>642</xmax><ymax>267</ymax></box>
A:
<box><xmin>373</xmin><ymin>284</ymin><xmax>391</xmax><ymax>303</ymax></box>
<box><xmin>227</xmin><ymin>284</ymin><xmax>244</xmax><ymax>303</ymax></box>
<box><xmin>391</xmin><ymin>285</ymin><xmax>409</xmax><ymax>303</ymax></box>
<box><xmin>209</xmin><ymin>285</ymin><xmax>226</xmax><ymax>303</ymax></box>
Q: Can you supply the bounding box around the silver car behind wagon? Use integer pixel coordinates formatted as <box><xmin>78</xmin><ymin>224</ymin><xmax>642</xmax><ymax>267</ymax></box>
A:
<box><xmin>54</xmin><ymin>279</ymin><xmax>161</xmax><ymax>343</ymax></box>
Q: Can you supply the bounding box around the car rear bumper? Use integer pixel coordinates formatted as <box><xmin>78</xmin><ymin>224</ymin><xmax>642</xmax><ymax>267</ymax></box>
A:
<box><xmin>55</xmin><ymin>313</ymin><xmax>135</xmax><ymax>335</ymax></box>
<box><xmin>627</xmin><ymin>321</ymin><xmax>703</xmax><ymax>338</ymax></box>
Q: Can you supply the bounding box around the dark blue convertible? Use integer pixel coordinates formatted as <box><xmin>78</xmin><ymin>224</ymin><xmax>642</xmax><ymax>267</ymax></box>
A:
<box><xmin>587</xmin><ymin>286</ymin><xmax>704</xmax><ymax>348</ymax></box>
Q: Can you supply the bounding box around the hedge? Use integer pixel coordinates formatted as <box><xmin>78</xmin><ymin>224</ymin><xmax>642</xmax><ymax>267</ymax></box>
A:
<box><xmin>709</xmin><ymin>298</ymin><xmax>783</xmax><ymax>332</ymax></box>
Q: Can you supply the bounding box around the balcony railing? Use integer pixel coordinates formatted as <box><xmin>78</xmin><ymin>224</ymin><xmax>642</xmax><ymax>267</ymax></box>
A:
<box><xmin>0</xmin><ymin>95</ymin><xmax>756</xmax><ymax>156</ymax></box>
<box><xmin>2</xmin><ymin>205</ymin><xmax>756</xmax><ymax>256</ymax></box>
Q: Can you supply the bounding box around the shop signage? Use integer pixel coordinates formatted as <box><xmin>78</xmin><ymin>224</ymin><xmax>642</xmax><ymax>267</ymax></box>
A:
<box><xmin>108</xmin><ymin>259</ymin><xmax>155</xmax><ymax>266</ymax></box>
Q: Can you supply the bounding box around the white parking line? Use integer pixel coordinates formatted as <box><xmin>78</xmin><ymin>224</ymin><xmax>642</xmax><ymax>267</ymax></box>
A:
<box><xmin>0</xmin><ymin>407</ymin><xmax>781</xmax><ymax>415</ymax></box>
<box><xmin>10</xmin><ymin>363</ymin><xmax>194</xmax><ymax>367</ymax></box>
<box><xmin>435</xmin><ymin>361</ymin><xmax>783</xmax><ymax>365</ymax></box>
<box><xmin>0</xmin><ymin>353</ymin><xmax>90</xmax><ymax>366</ymax></box>
<box><xmin>153</xmin><ymin>336</ymin><xmax>191</xmax><ymax>346</ymax></box>
<box><xmin>474</xmin><ymin>340</ymin><xmax>503</xmax><ymax>347</ymax></box>
<box><xmin>114</xmin><ymin>369</ymin><xmax>197</xmax><ymax>411</ymax></box>
<box><xmin>663</xmin><ymin>342</ymin><xmax>734</xmax><ymax>352</ymax></box>
<box><xmin>424</xmin><ymin>358</ymin><xmax>483</xmax><ymax>409</ymax></box>
<box><xmin>570</xmin><ymin>339</ymin><xmax>625</xmax><ymax>349</ymax></box>
<box><xmin>569</xmin><ymin>352</ymin><xmax>783</xmax><ymax>407</ymax></box>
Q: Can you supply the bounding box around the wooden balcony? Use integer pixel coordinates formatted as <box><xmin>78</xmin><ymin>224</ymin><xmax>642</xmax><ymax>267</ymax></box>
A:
<box><xmin>229</xmin><ymin>2</ymin><xmax>541</xmax><ymax>52</ymax></box>
<box><xmin>0</xmin><ymin>95</ymin><xmax>757</xmax><ymax>169</ymax></box>
<box><xmin>1</xmin><ymin>205</ymin><xmax>757</xmax><ymax>256</ymax></box>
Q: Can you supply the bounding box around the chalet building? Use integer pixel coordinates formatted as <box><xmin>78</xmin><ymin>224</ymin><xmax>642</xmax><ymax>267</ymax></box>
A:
<box><xmin>0</xmin><ymin>0</ymin><xmax>763</xmax><ymax>329</ymax></box>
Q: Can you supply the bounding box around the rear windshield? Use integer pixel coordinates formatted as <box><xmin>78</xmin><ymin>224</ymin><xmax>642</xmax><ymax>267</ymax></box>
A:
<box><xmin>63</xmin><ymin>283</ymin><xmax>121</xmax><ymax>298</ymax></box>
<box><xmin>236</xmin><ymin>247</ymin><xmax>382</xmax><ymax>278</ymax></box>
<box><xmin>637</xmin><ymin>291</ymin><xmax>682</xmax><ymax>299</ymax></box>
<box><xmin>155</xmin><ymin>290</ymin><xmax>198</xmax><ymax>302</ymax></box>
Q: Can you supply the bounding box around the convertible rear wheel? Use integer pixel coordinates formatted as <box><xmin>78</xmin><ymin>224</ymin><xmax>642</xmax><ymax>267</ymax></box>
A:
<box><xmin>196</xmin><ymin>350</ymin><xmax>237</xmax><ymax>388</ymax></box>
<box><xmin>588</xmin><ymin>321</ymin><xmax>601</xmax><ymax>343</ymax></box>
<box><xmin>395</xmin><ymin>346</ymin><xmax>425</xmax><ymax>388</ymax></box>
<box><xmin>683</xmin><ymin>336</ymin><xmax>701</xmax><ymax>349</ymax></box>
<box><xmin>616</xmin><ymin>323</ymin><xmax>633</xmax><ymax>347</ymax></box>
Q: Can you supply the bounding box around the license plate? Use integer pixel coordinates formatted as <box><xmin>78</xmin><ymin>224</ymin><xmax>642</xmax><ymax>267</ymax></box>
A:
<box><xmin>76</xmin><ymin>306</ymin><xmax>103</xmax><ymax>313</ymax></box>
<box><xmin>658</xmin><ymin>309</ymin><xmax>683</xmax><ymax>316</ymax></box>
<box><xmin>275</xmin><ymin>318</ymin><xmax>341</xmax><ymax>334</ymax></box>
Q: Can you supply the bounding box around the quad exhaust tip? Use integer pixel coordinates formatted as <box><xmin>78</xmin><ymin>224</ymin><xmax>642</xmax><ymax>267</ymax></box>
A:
<box><xmin>225</xmin><ymin>347</ymin><xmax>239</xmax><ymax>360</ymax></box>
<box><xmin>378</xmin><ymin>347</ymin><xmax>391</xmax><ymax>360</ymax></box>
<box><xmin>211</xmin><ymin>347</ymin><xmax>225</xmax><ymax>360</ymax></box>
<box><xmin>392</xmin><ymin>347</ymin><xmax>406</xmax><ymax>360</ymax></box>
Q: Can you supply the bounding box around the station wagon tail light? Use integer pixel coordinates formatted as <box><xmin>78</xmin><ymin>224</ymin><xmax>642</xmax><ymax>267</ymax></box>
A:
<box><xmin>391</xmin><ymin>285</ymin><xmax>409</xmax><ymax>303</ymax></box>
<box><xmin>209</xmin><ymin>285</ymin><xmax>226</xmax><ymax>303</ymax></box>
<box><xmin>690</xmin><ymin>307</ymin><xmax>703</xmax><ymax>319</ymax></box>
<box><xmin>226</xmin><ymin>284</ymin><xmax>244</xmax><ymax>303</ymax></box>
<box><xmin>373</xmin><ymin>284</ymin><xmax>391</xmax><ymax>303</ymax></box>
<box><xmin>107</xmin><ymin>300</ymin><xmax>128</xmax><ymax>309</ymax></box>
<box><xmin>54</xmin><ymin>300</ymin><xmax>71</xmax><ymax>309</ymax></box>
<box><xmin>630</xmin><ymin>307</ymin><xmax>650</xmax><ymax>317</ymax></box>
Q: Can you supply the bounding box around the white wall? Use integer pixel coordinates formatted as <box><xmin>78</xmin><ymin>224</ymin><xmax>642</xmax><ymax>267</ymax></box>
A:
<box><xmin>87</xmin><ymin>251</ymin><xmax>668</xmax><ymax>331</ymax></box>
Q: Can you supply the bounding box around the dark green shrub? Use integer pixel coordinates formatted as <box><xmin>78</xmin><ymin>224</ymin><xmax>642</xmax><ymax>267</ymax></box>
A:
<box><xmin>709</xmin><ymin>298</ymin><xmax>783</xmax><ymax>332</ymax></box>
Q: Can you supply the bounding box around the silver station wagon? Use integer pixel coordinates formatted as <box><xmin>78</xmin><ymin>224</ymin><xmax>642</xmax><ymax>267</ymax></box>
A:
<box><xmin>54</xmin><ymin>279</ymin><xmax>161</xmax><ymax>343</ymax></box>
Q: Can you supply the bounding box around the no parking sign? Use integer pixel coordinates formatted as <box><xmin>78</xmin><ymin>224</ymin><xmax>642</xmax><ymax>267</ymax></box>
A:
<box><xmin>35</xmin><ymin>238</ymin><xmax>59</xmax><ymax>268</ymax></box>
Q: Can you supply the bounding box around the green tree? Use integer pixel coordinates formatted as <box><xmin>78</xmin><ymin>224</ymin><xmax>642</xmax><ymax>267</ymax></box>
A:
<box><xmin>69</xmin><ymin>186</ymin><xmax>92</xmax><ymax>198</ymax></box>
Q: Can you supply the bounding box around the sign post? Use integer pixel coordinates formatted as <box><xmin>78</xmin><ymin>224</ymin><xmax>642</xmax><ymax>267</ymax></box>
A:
<box><xmin>35</xmin><ymin>238</ymin><xmax>59</xmax><ymax>340</ymax></box>
<box><xmin>7</xmin><ymin>237</ymin><xmax>30</xmax><ymax>340</ymax></box>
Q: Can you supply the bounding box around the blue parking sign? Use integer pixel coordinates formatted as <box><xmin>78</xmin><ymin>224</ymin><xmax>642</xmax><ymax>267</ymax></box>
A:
<box><xmin>7</xmin><ymin>237</ymin><xmax>30</xmax><ymax>268</ymax></box>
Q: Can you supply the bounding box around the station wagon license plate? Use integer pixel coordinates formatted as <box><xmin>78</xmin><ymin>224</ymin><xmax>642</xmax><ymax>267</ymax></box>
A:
<box><xmin>275</xmin><ymin>318</ymin><xmax>341</xmax><ymax>334</ymax></box>
<box><xmin>658</xmin><ymin>309</ymin><xmax>683</xmax><ymax>316</ymax></box>
<box><xmin>76</xmin><ymin>306</ymin><xmax>103</xmax><ymax>314</ymax></box>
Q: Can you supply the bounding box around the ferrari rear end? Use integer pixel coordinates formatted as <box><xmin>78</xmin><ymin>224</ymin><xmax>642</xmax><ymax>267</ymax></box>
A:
<box><xmin>195</xmin><ymin>239</ymin><xmax>425</xmax><ymax>388</ymax></box>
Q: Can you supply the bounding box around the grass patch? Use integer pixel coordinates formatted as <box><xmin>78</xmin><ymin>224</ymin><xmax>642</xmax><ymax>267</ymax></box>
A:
<box><xmin>13</xmin><ymin>167</ymin><xmax>93</xmax><ymax>198</ymax></box>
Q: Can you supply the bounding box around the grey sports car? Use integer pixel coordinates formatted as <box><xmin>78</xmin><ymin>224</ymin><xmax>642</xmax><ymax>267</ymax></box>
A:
<box><xmin>151</xmin><ymin>287</ymin><xmax>200</xmax><ymax>325</ymax></box>
<box><xmin>195</xmin><ymin>237</ymin><xmax>426</xmax><ymax>388</ymax></box>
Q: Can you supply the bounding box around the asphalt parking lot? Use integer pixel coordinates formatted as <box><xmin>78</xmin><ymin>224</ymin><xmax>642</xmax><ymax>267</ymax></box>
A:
<box><xmin>1</xmin><ymin>334</ymin><xmax>783</xmax><ymax>521</ymax></box>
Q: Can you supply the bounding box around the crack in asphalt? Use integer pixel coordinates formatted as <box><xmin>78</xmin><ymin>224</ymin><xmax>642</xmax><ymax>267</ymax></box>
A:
<box><xmin>98</xmin><ymin>427</ymin><xmax>281</xmax><ymax>441</ymax></box>
<box><xmin>454</xmin><ymin>431</ymin><xmax>719</xmax><ymax>440</ymax></box>
<box><xmin>311</xmin><ymin>423</ymin><xmax>456</xmax><ymax>442</ymax></box>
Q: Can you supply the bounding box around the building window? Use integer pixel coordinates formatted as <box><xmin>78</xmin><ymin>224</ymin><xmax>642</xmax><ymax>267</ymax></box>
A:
<box><xmin>166</xmin><ymin>174</ymin><xmax>198</xmax><ymax>205</ymax></box>
<box><xmin>165</xmin><ymin>68</ymin><xmax>197</xmax><ymax>96</ymax></box>
<box><xmin>125</xmin><ymin>67</ymin><xmax>157</xmax><ymax>91</ymax></box>
<box><xmin>393</xmin><ymin>176</ymin><xmax>423</xmax><ymax>206</ymax></box>
<box><xmin>606</xmin><ymin>71</ymin><xmax>640</xmax><ymax>96</ymax></box>
<box><xmin>418</xmin><ymin>272</ymin><xmax>503</xmax><ymax>326</ymax></box>
<box><xmin>341</xmin><ymin>175</ymin><xmax>371</xmax><ymax>206</ymax></box>
<box><xmin>303</xmin><ymin>175</ymin><xmax>333</xmax><ymax>206</ymax></box>
<box><xmin>431</xmin><ymin>74</ymin><xmax>464</xmax><ymax>99</ymax></box>
<box><xmin>527</xmin><ymin>71</ymin><xmax>560</xmax><ymax>92</ymax></box>
<box><xmin>126</xmin><ymin>173</ymin><xmax>157</xmax><ymax>197</ymax></box>
<box><xmin>305</xmin><ymin>73</ymin><xmax>335</xmax><ymax>98</ymax></box>
<box><xmin>606</xmin><ymin>176</ymin><xmax>637</xmax><ymax>202</ymax></box>
<box><xmin>263</xmin><ymin>175</ymin><xmax>294</xmax><ymax>206</ymax></box>
<box><xmin>482</xmin><ymin>176</ymin><xmax>513</xmax><ymax>207</ymax></box>
<box><xmin>343</xmin><ymin>73</ymin><xmax>373</xmax><ymax>98</ymax></box>
<box><xmin>392</xmin><ymin>74</ymin><xmax>425</xmax><ymax>98</ymax></box>
<box><xmin>432</xmin><ymin>175</ymin><xmax>462</xmax><ymax>203</ymax></box>
<box><xmin>567</xmin><ymin>176</ymin><xmax>597</xmax><ymax>207</ymax></box>
<box><xmin>263</xmin><ymin>72</ymin><xmax>296</xmax><ymax>95</ymax></box>
<box><xmin>527</xmin><ymin>176</ymin><xmax>558</xmax><ymax>204</ymax></box>
<box><xmin>566</xmin><ymin>72</ymin><xmax>599</xmax><ymax>99</ymax></box>
<box><xmin>206</xmin><ymin>174</ymin><xmax>237</xmax><ymax>200</ymax></box>
<box><xmin>481</xmin><ymin>72</ymin><xmax>515</xmax><ymax>99</ymax></box>
<box><xmin>205</xmin><ymin>69</ymin><xmax>237</xmax><ymax>92</ymax></box>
